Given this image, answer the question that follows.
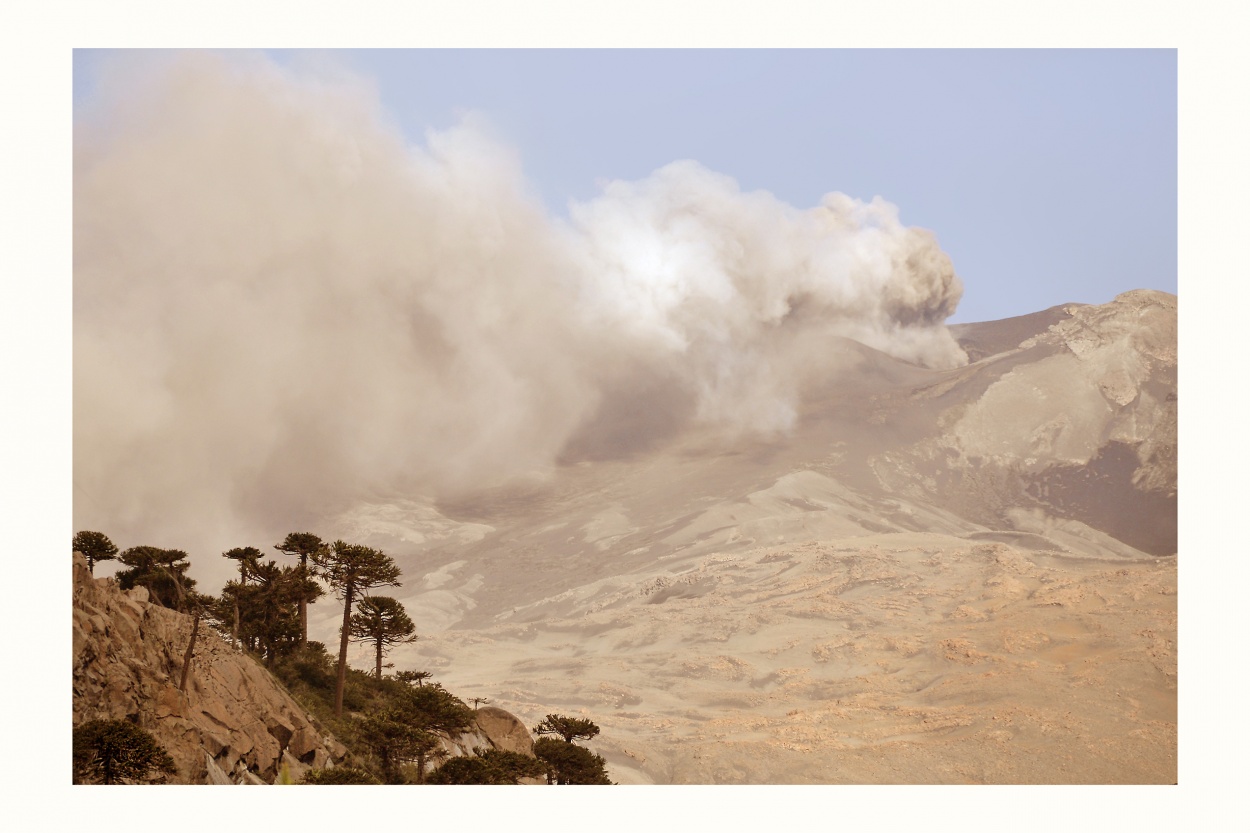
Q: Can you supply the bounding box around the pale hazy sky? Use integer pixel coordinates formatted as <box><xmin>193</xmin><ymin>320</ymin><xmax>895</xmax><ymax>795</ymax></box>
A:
<box><xmin>73</xmin><ymin>48</ymin><xmax>1176</xmax><ymax>324</ymax></box>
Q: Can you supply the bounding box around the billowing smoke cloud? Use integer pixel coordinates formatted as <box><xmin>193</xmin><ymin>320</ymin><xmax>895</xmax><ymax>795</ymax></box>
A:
<box><xmin>73</xmin><ymin>51</ymin><xmax>964</xmax><ymax>582</ymax></box>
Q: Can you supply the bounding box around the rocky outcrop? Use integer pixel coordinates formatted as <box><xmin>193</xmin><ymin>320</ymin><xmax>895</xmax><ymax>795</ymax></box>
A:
<box><xmin>437</xmin><ymin>705</ymin><xmax>535</xmax><ymax>759</ymax></box>
<box><xmin>471</xmin><ymin>706</ymin><xmax>534</xmax><ymax>755</ymax></box>
<box><xmin>72</xmin><ymin>554</ymin><xmax>347</xmax><ymax>784</ymax></box>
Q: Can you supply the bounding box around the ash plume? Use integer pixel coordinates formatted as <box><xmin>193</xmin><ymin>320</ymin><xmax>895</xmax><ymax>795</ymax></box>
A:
<box><xmin>73</xmin><ymin>52</ymin><xmax>965</xmax><ymax>580</ymax></box>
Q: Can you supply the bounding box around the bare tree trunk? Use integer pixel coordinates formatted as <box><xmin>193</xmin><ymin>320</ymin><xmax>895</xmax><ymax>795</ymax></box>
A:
<box><xmin>299</xmin><ymin>596</ymin><xmax>308</xmax><ymax>649</ymax></box>
<box><xmin>298</xmin><ymin>554</ymin><xmax>309</xmax><ymax>648</ymax></box>
<box><xmin>333</xmin><ymin>584</ymin><xmax>355</xmax><ymax>718</ymax></box>
<box><xmin>375</xmin><ymin>638</ymin><xmax>383</xmax><ymax>679</ymax></box>
<box><xmin>179</xmin><ymin>610</ymin><xmax>201</xmax><ymax>692</ymax></box>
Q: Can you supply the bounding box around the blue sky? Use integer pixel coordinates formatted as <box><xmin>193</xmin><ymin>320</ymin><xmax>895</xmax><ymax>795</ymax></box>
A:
<box><xmin>73</xmin><ymin>48</ymin><xmax>1176</xmax><ymax>324</ymax></box>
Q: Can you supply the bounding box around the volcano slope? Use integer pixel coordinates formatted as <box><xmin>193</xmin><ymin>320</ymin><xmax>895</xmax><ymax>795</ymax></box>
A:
<box><xmin>312</xmin><ymin>290</ymin><xmax>1176</xmax><ymax>784</ymax></box>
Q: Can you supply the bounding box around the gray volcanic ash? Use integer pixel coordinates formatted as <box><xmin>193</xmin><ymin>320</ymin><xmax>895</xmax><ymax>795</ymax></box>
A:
<box><xmin>318</xmin><ymin>291</ymin><xmax>1176</xmax><ymax>784</ymax></box>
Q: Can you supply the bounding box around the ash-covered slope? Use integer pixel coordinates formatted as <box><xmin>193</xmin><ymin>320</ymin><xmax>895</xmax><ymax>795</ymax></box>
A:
<box><xmin>304</xmin><ymin>290</ymin><xmax>1176</xmax><ymax>784</ymax></box>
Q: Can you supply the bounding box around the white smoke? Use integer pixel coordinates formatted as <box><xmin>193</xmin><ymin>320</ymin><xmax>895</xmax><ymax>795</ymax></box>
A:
<box><xmin>73</xmin><ymin>51</ymin><xmax>965</xmax><ymax>582</ymax></box>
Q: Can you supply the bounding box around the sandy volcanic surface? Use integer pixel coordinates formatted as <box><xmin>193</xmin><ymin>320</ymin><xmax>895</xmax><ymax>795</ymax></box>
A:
<box><xmin>307</xmin><ymin>291</ymin><xmax>1176</xmax><ymax>784</ymax></box>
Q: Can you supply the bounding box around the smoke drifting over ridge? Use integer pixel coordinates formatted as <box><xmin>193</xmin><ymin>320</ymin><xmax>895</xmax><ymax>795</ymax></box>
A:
<box><xmin>73</xmin><ymin>52</ymin><xmax>965</xmax><ymax>569</ymax></box>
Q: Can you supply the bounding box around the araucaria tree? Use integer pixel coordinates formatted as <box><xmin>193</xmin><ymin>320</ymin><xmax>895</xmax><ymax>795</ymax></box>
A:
<box><xmin>533</xmin><ymin>714</ymin><xmax>601</xmax><ymax>744</ymax></box>
<box><xmin>312</xmin><ymin>541</ymin><xmax>402</xmax><ymax>717</ymax></box>
<box><xmin>349</xmin><ymin>596</ymin><xmax>418</xmax><ymax>678</ymax></box>
<box><xmin>222</xmin><ymin>546</ymin><xmax>262</xmax><ymax>584</ymax></box>
<box><xmin>116</xmin><ymin>546</ymin><xmax>196</xmax><ymax>611</ymax></box>
<box><xmin>73</xmin><ymin>719</ymin><xmax>177</xmax><ymax>784</ymax></box>
<box><xmin>532</xmin><ymin>737</ymin><xmax>612</xmax><ymax>785</ymax></box>
<box><xmin>275</xmin><ymin>532</ymin><xmax>326</xmax><ymax>646</ymax></box>
<box><xmin>73</xmin><ymin>530</ymin><xmax>118</xmax><ymax>575</ymax></box>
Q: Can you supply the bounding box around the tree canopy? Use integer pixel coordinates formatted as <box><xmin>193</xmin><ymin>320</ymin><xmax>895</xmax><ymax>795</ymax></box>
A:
<box><xmin>533</xmin><ymin>714</ymin><xmax>601</xmax><ymax>744</ymax></box>
<box><xmin>533</xmin><ymin>737</ymin><xmax>612</xmax><ymax>784</ymax></box>
<box><xmin>116</xmin><ymin>546</ymin><xmax>196</xmax><ymax>611</ymax></box>
<box><xmin>312</xmin><ymin>541</ymin><xmax>403</xmax><ymax>717</ymax></box>
<box><xmin>426</xmin><ymin>747</ymin><xmax>546</xmax><ymax>785</ymax></box>
<box><xmin>275</xmin><ymin>532</ymin><xmax>326</xmax><ymax>646</ymax></box>
<box><xmin>222</xmin><ymin>546</ymin><xmax>262</xmax><ymax>583</ymax></box>
<box><xmin>73</xmin><ymin>530</ymin><xmax>118</xmax><ymax>575</ymax></box>
<box><xmin>73</xmin><ymin>719</ymin><xmax>177</xmax><ymax>784</ymax></box>
<box><xmin>349</xmin><ymin>595</ymin><xmax>418</xmax><ymax>678</ymax></box>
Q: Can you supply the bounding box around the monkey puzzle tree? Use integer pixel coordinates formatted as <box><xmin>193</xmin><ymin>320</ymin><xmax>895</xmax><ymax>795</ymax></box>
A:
<box><xmin>396</xmin><ymin>670</ymin><xmax>433</xmax><ymax>688</ymax></box>
<box><xmin>73</xmin><ymin>530</ymin><xmax>118</xmax><ymax>575</ymax></box>
<box><xmin>354</xmin><ymin>708</ymin><xmax>443</xmax><ymax>784</ymax></box>
<box><xmin>349</xmin><ymin>595</ymin><xmax>418</xmax><ymax>679</ymax></box>
<box><xmin>275</xmin><ymin>532</ymin><xmax>326</xmax><ymax>647</ymax></box>
<box><xmin>426</xmin><ymin>747</ymin><xmax>546</xmax><ymax>785</ymax></box>
<box><xmin>532</xmin><ymin>737</ymin><xmax>612</xmax><ymax>785</ymax></box>
<box><xmin>116</xmin><ymin>546</ymin><xmax>196</xmax><ymax>611</ymax></box>
<box><xmin>222</xmin><ymin>546</ymin><xmax>262</xmax><ymax>584</ymax></box>
<box><xmin>72</xmin><ymin>719</ymin><xmax>177</xmax><ymax>784</ymax></box>
<box><xmin>312</xmin><ymin>541</ymin><xmax>402</xmax><ymax>718</ymax></box>
<box><xmin>533</xmin><ymin>714</ymin><xmax>601</xmax><ymax>744</ymax></box>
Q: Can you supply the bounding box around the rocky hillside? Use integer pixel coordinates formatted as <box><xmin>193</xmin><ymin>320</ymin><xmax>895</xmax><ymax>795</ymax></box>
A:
<box><xmin>73</xmin><ymin>553</ymin><xmax>348</xmax><ymax>783</ymax></box>
<box><xmin>72</xmin><ymin>553</ymin><xmax>536</xmax><ymax>783</ymax></box>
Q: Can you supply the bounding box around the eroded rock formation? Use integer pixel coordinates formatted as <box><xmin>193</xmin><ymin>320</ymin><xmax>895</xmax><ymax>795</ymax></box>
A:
<box><xmin>72</xmin><ymin>553</ymin><xmax>347</xmax><ymax>784</ymax></box>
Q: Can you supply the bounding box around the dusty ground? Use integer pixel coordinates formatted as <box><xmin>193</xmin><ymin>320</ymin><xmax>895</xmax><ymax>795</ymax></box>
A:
<box><xmin>385</xmin><ymin>536</ymin><xmax>1175</xmax><ymax>784</ymax></box>
<box><xmin>304</xmin><ymin>291</ymin><xmax>1176</xmax><ymax>784</ymax></box>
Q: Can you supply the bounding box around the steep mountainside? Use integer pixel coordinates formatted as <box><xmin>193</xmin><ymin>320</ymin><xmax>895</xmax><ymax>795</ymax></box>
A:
<box><xmin>72</xmin><ymin>554</ymin><xmax>536</xmax><ymax>784</ymax></box>
<box><xmin>302</xmin><ymin>290</ymin><xmax>1176</xmax><ymax>783</ymax></box>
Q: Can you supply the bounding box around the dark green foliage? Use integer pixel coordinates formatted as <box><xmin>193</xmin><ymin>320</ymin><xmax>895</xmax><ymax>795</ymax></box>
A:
<box><xmin>395</xmin><ymin>681</ymin><xmax>475</xmax><ymax>735</ymax></box>
<box><xmin>116</xmin><ymin>546</ymin><xmax>196</xmax><ymax>611</ymax></box>
<box><xmin>349</xmin><ymin>595</ymin><xmax>418</xmax><ymax>678</ymax></box>
<box><xmin>353</xmin><ymin>710</ymin><xmax>443</xmax><ymax>784</ymax></box>
<box><xmin>275</xmin><ymin>532</ymin><xmax>326</xmax><ymax>646</ymax></box>
<box><xmin>278</xmin><ymin>642</ymin><xmax>336</xmax><ymax>691</ymax></box>
<box><xmin>222</xmin><ymin>546</ymin><xmax>262</xmax><ymax>583</ymax></box>
<box><xmin>206</xmin><ymin>559</ymin><xmax>322</xmax><ymax>666</ymax></box>
<box><xmin>267</xmin><ymin>646</ymin><xmax>474</xmax><ymax>784</ymax></box>
<box><xmin>426</xmin><ymin>748</ymin><xmax>546</xmax><ymax>785</ymax></box>
<box><xmin>533</xmin><ymin>714</ymin><xmax>601</xmax><ymax>744</ymax></box>
<box><xmin>311</xmin><ymin>541</ymin><xmax>403</xmax><ymax>599</ymax></box>
<box><xmin>301</xmin><ymin>766</ymin><xmax>380</xmax><ymax>785</ymax></box>
<box><xmin>532</xmin><ymin>737</ymin><xmax>612</xmax><ymax>785</ymax></box>
<box><xmin>73</xmin><ymin>719</ymin><xmax>177</xmax><ymax>784</ymax></box>
<box><xmin>396</xmin><ymin>670</ymin><xmax>433</xmax><ymax>687</ymax></box>
<box><xmin>275</xmin><ymin>532</ymin><xmax>326</xmax><ymax>563</ymax></box>
<box><xmin>73</xmin><ymin>530</ymin><xmax>118</xmax><ymax>574</ymax></box>
<box><xmin>311</xmin><ymin>541</ymin><xmax>403</xmax><ymax>718</ymax></box>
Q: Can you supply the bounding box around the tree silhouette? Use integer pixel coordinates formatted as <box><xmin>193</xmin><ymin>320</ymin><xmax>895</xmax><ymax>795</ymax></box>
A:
<box><xmin>73</xmin><ymin>530</ymin><xmax>118</xmax><ymax>575</ymax></box>
<box><xmin>533</xmin><ymin>737</ymin><xmax>612</xmax><ymax>784</ymax></box>
<box><xmin>396</xmin><ymin>670</ymin><xmax>433</xmax><ymax>688</ymax></box>
<box><xmin>209</xmin><ymin>560</ymin><xmax>320</xmax><ymax>664</ymax></box>
<box><xmin>355</xmin><ymin>709</ymin><xmax>443</xmax><ymax>784</ymax></box>
<box><xmin>312</xmin><ymin>541</ymin><xmax>402</xmax><ymax>717</ymax></box>
<box><xmin>427</xmin><ymin>747</ymin><xmax>546</xmax><ymax>785</ymax></box>
<box><xmin>73</xmin><ymin>719</ymin><xmax>177</xmax><ymax>784</ymax></box>
<box><xmin>533</xmin><ymin>714</ymin><xmax>601</xmax><ymax>744</ymax></box>
<box><xmin>222</xmin><ymin>546</ymin><xmax>262</xmax><ymax>584</ymax></box>
<box><xmin>349</xmin><ymin>596</ymin><xmax>418</xmax><ymax>678</ymax></box>
<box><xmin>275</xmin><ymin>532</ymin><xmax>325</xmax><ymax>647</ymax></box>
<box><xmin>116</xmin><ymin>546</ymin><xmax>196</xmax><ymax>611</ymax></box>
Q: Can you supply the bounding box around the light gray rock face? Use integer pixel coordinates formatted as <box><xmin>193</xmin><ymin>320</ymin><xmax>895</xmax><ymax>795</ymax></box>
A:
<box><xmin>72</xmin><ymin>554</ymin><xmax>347</xmax><ymax>784</ymax></box>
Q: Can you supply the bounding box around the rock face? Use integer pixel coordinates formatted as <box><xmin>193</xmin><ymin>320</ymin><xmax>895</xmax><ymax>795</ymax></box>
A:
<box><xmin>470</xmin><ymin>706</ymin><xmax>535</xmax><ymax>755</ymax></box>
<box><xmin>72</xmin><ymin>554</ymin><xmax>348</xmax><ymax>784</ymax></box>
